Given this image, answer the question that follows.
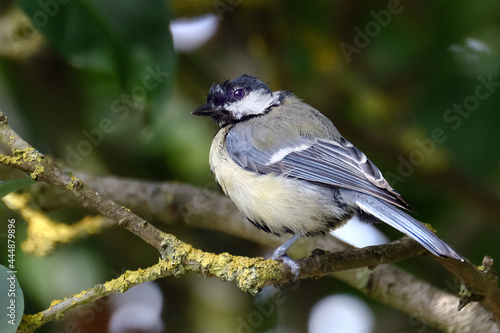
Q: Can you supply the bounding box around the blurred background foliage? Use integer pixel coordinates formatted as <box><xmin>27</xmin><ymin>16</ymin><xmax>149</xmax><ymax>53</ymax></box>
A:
<box><xmin>1</xmin><ymin>0</ymin><xmax>500</xmax><ymax>332</ymax></box>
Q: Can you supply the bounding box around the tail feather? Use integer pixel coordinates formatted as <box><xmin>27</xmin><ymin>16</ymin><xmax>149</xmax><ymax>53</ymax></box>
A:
<box><xmin>355</xmin><ymin>195</ymin><xmax>464</xmax><ymax>261</ymax></box>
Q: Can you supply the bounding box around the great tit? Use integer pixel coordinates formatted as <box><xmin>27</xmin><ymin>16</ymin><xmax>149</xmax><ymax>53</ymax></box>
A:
<box><xmin>192</xmin><ymin>74</ymin><xmax>464</xmax><ymax>274</ymax></box>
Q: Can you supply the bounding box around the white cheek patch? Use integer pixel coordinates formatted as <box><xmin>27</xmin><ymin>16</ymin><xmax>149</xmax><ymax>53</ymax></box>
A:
<box><xmin>268</xmin><ymin>143</ymin><xmax>311</xmax><ymax>164</ymax></box>
<box><xmin>225</xmin><ymin>90</ymin><xmax>279</xmax><ymax>119</ymax></box>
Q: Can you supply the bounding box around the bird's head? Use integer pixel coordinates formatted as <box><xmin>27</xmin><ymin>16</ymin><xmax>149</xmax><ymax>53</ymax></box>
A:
<box><xmin>192</xmin><ymin>75</ymin><xmax>281</xmax><ymax>126</ymax></box>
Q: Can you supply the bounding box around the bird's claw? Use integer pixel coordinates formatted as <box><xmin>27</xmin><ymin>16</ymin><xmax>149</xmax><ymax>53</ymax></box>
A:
<box><xmin>272</xmin><ymin>252</ymin><xmax>300</xmax><ymax>279</ymax></box>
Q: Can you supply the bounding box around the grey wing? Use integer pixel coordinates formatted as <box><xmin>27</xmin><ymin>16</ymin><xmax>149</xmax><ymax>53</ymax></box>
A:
<box><xmin>227</xmin><ymin>134</ymin><xmax>413</xmax><ymax>212</ymax></box>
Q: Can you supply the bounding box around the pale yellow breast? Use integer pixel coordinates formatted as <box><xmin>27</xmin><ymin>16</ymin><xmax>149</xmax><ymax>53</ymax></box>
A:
<box><xmin>209</xmin><ymin>126</ymin><xmax>345</xmax><ymax>236</ymax></box>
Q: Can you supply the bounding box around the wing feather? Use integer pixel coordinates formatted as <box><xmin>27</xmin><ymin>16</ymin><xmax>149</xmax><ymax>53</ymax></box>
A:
<box><xmin>227</xmin><ymin>133</ymin><xmax>412</xmax><ymax>211</ymax></box>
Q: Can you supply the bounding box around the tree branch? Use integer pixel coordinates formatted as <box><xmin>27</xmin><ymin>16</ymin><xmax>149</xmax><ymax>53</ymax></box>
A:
<box><xmin>1</xmin><ymin>110</ymin><xmax>499</xmax><ymax>332</ymax></box>
<box><xmin>2</xmin><ymin>192</ymin><xmax>114</xmax><ymax>256</ymax></box>
<box><xmin>17</xmin><ymin>259</ymin><xmax>174</xmax><ymax>332</ymax></box>
<box><xmin>0</xmin><ymin>112</ymin><xmax>165</xmax><ymax>250</ymax></box>
<box><xmin>28</xmin><ymin>171</ymin><xmax>500</xmax><ymax>324</ymax></box>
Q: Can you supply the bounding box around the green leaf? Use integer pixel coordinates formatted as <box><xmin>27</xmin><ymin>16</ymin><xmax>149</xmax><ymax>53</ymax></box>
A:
<box><xmin>0</xmin><ymin>265</ymin><xmax>24</xmax><ymax>332</ymax></box>
<box><xmin>15</xmin><ymin>0</ymin><xmax>175</xmax><ymax>122</ymax></box>
<box><xmin>0</xmin><ymin>178</ymin><xmax>35</xmax><ymax>198</ymax></box>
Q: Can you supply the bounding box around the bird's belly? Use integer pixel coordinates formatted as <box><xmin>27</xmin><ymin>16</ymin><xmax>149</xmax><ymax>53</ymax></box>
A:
<box><xmin>222</xmin><ymin>171</ymin><xmax>344</xmax><ymax>236</ymax></box>
<box><xmin>210</xmin><ymin>130</ymin><xmax>350</xmax><ymax>236</ymax></box>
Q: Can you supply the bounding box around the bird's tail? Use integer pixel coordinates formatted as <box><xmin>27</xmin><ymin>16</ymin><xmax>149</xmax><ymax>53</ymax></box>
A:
<box><xmin>355</xmin><ymin>194</ymin><xmax>464</xmax><ymax>261</ymax></box>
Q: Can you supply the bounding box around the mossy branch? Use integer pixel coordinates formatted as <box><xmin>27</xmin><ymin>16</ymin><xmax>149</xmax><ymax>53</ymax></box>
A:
<box><xmin>17</xmin><ymin>258</ymin><xmax>174</xmax><ymax>333</ymax></box>
<box><xmin>1</xmin><ymin>110</ymin><xmax>500</xmax><ymax>332</ymax></box>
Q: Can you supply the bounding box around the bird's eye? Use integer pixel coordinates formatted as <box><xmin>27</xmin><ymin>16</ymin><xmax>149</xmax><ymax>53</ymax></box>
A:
<box><xmin>233</xmin><ymin>89</ymin><xmax>245</xmax><ymax>100</ymax></box>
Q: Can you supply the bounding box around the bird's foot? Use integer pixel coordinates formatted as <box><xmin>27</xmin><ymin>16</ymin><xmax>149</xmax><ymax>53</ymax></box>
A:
<box><xmin>272</xmin><ymin>248</ymin><xmax>300</xmax><ymax>279</ymax></box>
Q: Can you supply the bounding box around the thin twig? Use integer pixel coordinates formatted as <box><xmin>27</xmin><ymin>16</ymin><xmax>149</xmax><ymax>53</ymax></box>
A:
<box><xmin>1</xmin><ymin>110</ymin><xmax>499</xmax><ymax>332</ymax></box>
<box><xmin>17</xmin><ymin>259</ymin><xmax>174</xmax><ymax>333</ymax></box>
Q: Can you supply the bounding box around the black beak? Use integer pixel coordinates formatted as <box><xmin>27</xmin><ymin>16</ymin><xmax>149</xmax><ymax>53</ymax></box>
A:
<box><xmin>192</xmin><ymin>103</ymin><xmax>216</xmax><ymax>116</ymax></box>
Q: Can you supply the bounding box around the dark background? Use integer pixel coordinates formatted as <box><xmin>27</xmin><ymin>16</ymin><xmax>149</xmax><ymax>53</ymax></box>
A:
<box><xmin>1</xmin><ymin>1</ymin><xmax>500</xmax><ymax>332</ymax></box>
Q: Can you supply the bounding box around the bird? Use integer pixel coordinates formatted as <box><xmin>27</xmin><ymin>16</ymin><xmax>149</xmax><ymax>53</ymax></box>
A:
<box><xmin>192</xmin><ymin>74</ymin><xmax>464</xmax><ymax>275</ymax></box>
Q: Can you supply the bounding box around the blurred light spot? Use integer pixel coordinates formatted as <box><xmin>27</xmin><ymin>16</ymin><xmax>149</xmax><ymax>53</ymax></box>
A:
<box><xmin>308</xmin><ymin>294</ymin><xmax>375</xmax><ymax>333</ymax></box>
<box><xmin>330</xmin><ymin>216</ymin><xmax>389</xmax><ymax>247</ymax></box>
<box><xmin>465</xmin><ymin>37</ymin><xmax>490</xmax><ymax>53</ymax></box>
<box><xmin>109</xmin><ymin>282</ymin><xmax>164</xmax><ymax>333</ymax></box>
<box><xmin>170</xmin><ymin>14</ymin><xmax>219</xmax><ymax>52</ymax></box>
<box><xmin>449</xmin><ymin>37</ymin><xmax>491</xmax><ymax>64</ymax></box>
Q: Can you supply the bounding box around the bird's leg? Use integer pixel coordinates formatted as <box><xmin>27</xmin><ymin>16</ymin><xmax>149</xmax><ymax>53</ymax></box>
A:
<box><xmin>272</xmin><ymin>234</ymin><xmax>301</xmax><ymax>278</ymax></box>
